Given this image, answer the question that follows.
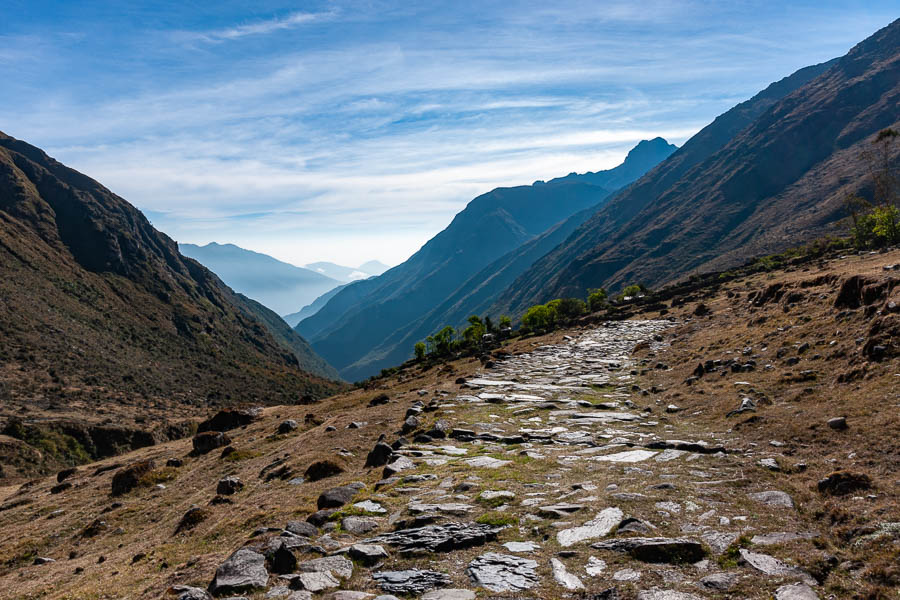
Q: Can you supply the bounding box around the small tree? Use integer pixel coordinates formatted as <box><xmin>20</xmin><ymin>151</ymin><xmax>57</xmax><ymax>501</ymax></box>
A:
<box><xmin>522</xmin><ymin>304</ymin><xmax>555</xmax><ymax>333</ymax></box>
<box><xmin>873</xmin><ymin>204</ymin><xmax>900</xmax><ymax>245</ymax></box>
<box><xmin>587</xmin><ymin>288</ymin><xmax>608</xmax><ymax>312</ymax></box>
<box><xmin>484</xmin><ymin>316</ymin><xmax>495</xmax><ymax>334</ymax></box>
<box><xmin>498</xmin><ymin>315</ymin><xmax>512</xmax><ymax>329</ymax></box>
<box><xmin>554</xmin><ymin>298</ymin><xmax>587</xmax><ymax>321</ymax></box>
<box><xmin>622</xmin><ymin>284</ymin><xmax>642</xmax><ymax>298</ymax></box>
<box><xmin>414</xmin><ymin>342</ymin><xmax>426</xmax><ymax>361</ymax></box>
<box><xmin>432</xmin><ymin>326</ymin><xmax>456</xmax><ymax>356</ymax></box>
<box><xmin>462</xmin><ymin>315</ymin><xmax>486</xmax><ymax>345</ymax></box>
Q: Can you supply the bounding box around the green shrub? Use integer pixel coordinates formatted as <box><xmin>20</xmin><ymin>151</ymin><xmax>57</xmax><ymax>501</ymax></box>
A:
<box><xmin>587</xmin><ymin>288</ymin><xmax>608</xmax><ymax>312</ymax></box>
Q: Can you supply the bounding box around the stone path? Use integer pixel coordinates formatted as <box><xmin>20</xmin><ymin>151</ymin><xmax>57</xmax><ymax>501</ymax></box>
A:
<box><xmin>187</xmin><ymin>320</ymin><xmax>824</xmax><ymax>599</ymax></box>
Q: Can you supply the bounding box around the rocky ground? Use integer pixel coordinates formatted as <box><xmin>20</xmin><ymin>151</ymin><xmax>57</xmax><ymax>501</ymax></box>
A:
<box><xmin>1</xmin><ymin>250</ymin><xmax>898</xmax><ymax>599</ymax></box>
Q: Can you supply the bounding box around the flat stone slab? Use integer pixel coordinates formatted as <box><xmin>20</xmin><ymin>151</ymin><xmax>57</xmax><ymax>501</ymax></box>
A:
<box><xmin>557</xmin><ymin>507</ymin><xmax>623</xmax><ymax>547</ymax></box>
<box><xmin>751</xmin><ymin>532</ymin><xmax>817</xmax><ymax>545</ymax></box>
<box><xmin>420</xmin><ymin>590</ymin><xmax>476</xmax><ymax>600</ymax></box>
<box><xmin>353</xmin><ymin>500</ymin><xmax>387</xmax><ymax>514</ymax></box>
<box><xmin>366</xmin><ymin>522</ymin><xmax>501</xmax><ymax>554</ymax></box>
<box><xmin>372</xmin><ymin>570</ymin><xmax>450</xmax><ymax>595</ymax></box>
<box><xmin>593</xmin><ymin>450</ymin><xmax>658</xmax><ymax>463</ymax></box>
<box><xmin>464</xmin><ymin>456</ymin><xmax>511</xmax><ymax>469</ymax></box>
<box><xmin>738</xmin><ymin>549</ymin><xmax>816</xmax><ymax>585</ymax></box>
<box><xmin>636</xmin><ymin>592</ymin><xmax>702</xmax><ymax>600</ymax></box>
<box><xmin>748</xmin><ymin>490</ymin><xmax>794</xmax><ymax>509</ymax></box>
<box><xmin>551</xmin><ymin>558</ymin><xmax>584</xmax><ymax>590</ymax></box>
<box><xmin>466</xmin><ymin>552</ymin><xmax>539</xmax><ymax>592</ymax></box>
<box><xmin>775</xmin><ymin>583</ymin><xmax>820</xmax><ymax>600</ymax></box>
<box><xmin>591</xmin><ymin>537</ymin><xmax>706</xmax><ymax>564</ymax></box>
<box><xmin>297</xmin><ymin>555</ymin><xmax>354</xmax><ymax>579</ymax></box>
<box><xmin>502</xmin><ymin>541</ymin><xmax>539</xmax><ymax>553</ymax></box>
<box><xmin>408</xmin><ymin>502</ymin><xmax>472</xmax><ymax>515</ymax></box>
<box><xmin>480</xmin><ymin>490</ymin><xmax>515</xmax><ymax>501</ymax></box>
<box><xmin>585</xmin><ymin>556</ymin><xmax>607</xmax><ymax>576</ymax></box>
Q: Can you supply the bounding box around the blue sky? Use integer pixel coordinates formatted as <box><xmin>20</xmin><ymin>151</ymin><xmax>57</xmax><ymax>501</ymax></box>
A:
<box><xmin>1</xmin><ymin>1</ymin><xmax>895</xmax><ymax>266</ymax></box>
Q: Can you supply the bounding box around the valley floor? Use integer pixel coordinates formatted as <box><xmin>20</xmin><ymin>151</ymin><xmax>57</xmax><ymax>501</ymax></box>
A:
<box><xmin>1</xmin><ymin>250</ymin><xmax>898</xmax><ymax>599</ymax></box>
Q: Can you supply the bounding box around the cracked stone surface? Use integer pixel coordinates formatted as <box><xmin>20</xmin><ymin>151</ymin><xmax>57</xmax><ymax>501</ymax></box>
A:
<box><xmin>466</xmin><ymin>553</ymin><xmax>539</xmax><ymax>592</ymax></box>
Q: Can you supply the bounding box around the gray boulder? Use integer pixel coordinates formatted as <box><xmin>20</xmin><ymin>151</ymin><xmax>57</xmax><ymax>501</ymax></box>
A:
<box><xmin>208</xmin><ymin>548</ymin><xmax>268</xmax><ymax>595</ymax></box>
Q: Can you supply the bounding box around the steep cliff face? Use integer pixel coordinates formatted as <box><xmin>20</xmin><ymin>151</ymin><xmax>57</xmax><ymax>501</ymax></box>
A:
<box><xmin>495</xmin><ymin>20</ymin><xmax>900</xmax><ymax>316</ymax></box>
<box><xmin>0</xmin><ymin>132</ymin><xmax>343</xmax><ymax>427</ymax></box>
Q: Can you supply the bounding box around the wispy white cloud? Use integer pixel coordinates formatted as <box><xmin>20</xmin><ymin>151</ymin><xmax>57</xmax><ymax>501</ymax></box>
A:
<box><xmin>1</xmin><ymin>1</ymin><xmax>896</xmax><ymax>266</ymax></box>
<box><xmin>175</xmin><ymin>10</ymin><xmax>337</xmax><ymax>44</ymax></box>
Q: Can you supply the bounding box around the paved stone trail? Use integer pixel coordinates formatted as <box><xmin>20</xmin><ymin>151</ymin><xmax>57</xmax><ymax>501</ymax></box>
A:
<box><xmin>196</xmin><ymin>320</ymin><xmax>821</xmax><ymax>599</ymax></box>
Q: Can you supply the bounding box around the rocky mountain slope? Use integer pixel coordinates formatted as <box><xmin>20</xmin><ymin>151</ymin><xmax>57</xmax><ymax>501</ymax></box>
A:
<box><xmin>299</xmin><ymin>138</ymin><xmax>676</xmax><ymax>381</ymax></box>
<box><xmin>2</xmin><ymin>248</ymin><xmax>896</xmax><ymax>599</ymax></box>
<box><xmin>179</xmin><ymin>243</ymin><xmax>341</xmax><ymax>316</ymax></box>
<box><xmin>495</xmin><ymin>19</ymin><xmax>900</xmax><ymax>316</ymax></box>
<box><xmin>0</xmin><ymin>132</ymin><xmax>344</xmax><ymax>475</ymax></box>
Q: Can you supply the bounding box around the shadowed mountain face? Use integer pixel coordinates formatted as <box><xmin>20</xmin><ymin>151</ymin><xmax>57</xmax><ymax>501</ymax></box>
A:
<box><xmin>493</xmin><ymin>21</ymin><xmax>900</xmax><ymax>316</ymax></box>
<box><xmin>282</xmin><ymin>283</ymin><xmax>350</xmax><ymax>328</ymax></box>
<box><xmin>0</xmin><ymin>132</ymin><xmax>344</xmax><ymax>416</ymax></box>
<box><xmin>298</xmin><ymin>138</ymin><xmax>676</xmax><ymax>380</ymax></box>
<box><xmin>179</xmin><ymin>242</ymin><xmax>340</xmax><ymax>316</ymax></box>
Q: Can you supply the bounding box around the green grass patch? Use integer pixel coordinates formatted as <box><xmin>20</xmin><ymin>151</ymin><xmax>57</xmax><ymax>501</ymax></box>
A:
<box><xmin>223</xmin><ymin>449</ymin><xmax>261</xmax><ymax>462</ymax></box>
<box><xmin>476</xmin><ymin>512</ymin><xmax>519</xmax><ymax>527</ymax></box>
<box><xmin>718</xmin><ymin>534</ymin><xmax>752</xmax><ymax>568</ymax></box>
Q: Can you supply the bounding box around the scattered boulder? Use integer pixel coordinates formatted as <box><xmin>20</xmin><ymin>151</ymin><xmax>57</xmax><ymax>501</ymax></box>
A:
<box><xmin>192</xmin><ymin>431</ymin><xmax>231</xmax><ymax>455</ymax></box>
<box><xmin>168</xmin><ymin>585</ymin><xmax>212</xmax><ymax>600</ymax></box>
<box><xmin>198</xmin><ymin>407</ymin><xmax>261</xmax><ymax>433</ymax></box>
<box><xmin>304</xmin><ymin>459</ymin><xmax>345</xmax><ymax>482</ymax></box>
<box><xmin>216</xmin><ymin>476</ymin><xmax>243</xmax><ymax>495</ymax></box>
<box><xmin>368</xmin><ymin>393</ymin><xmax>390</xmax><ymax>407</ymax></box>
<box><xmin>277</xmin><ymin>420</ymin><xmax>299</xmax><ymax>434</ymax></box>
<box><xmin>466</xmin><ymin>552</ymin><xmax>538</xmax><ymax>592</ymax></box>
<box><xmin>56</xmin><ymin>467</ymin><xmax>77</xmax><ymax>482</ymax></box>
<box><xmin>817</xmin><ymin>471</ymin><xmax>872</xmax><ymax>496</ymax></box>
<box><xmin>166</xmin><ymin>458</ymin><xmax>184</xmax><ymax>468</ymax></box>
<box><xmin>699</xmin><ymin>572</ymin><xmax>738</xmax><ymax>591</ymax></box>
<box><xmin>365</xmin><ymin>442</ymin><xmax>394</xmax><ymax>468</ymax></box>
<box><xmin>591</xmin><ymin>537</ymin><xmax>706</xmax><ymax>563</ymax></box>
<box><xmin>110</xmin><ymin>460</ymin><xmax>155</xmax><ymax>496</ymax></box>
<box><xmin>826</xmin><ymin>417</ymin><xmax>848</xmax><ymax>431</ymax></box>
<box><xmin>738</xmin><ymin>549</ymin><xmax>816</xmax><ymax>585</ymax></box>
<box><xmin>175</xmin><ymin>507</ymin><xmax>209</xmax><ymax>534</ymax></box>
<box><xmin>348</xmin><ymin>543</ymin><xmax>389</xmax><ymax>566</ymax></box>
<box><xmin>317</xmin><ymin>482</ymin><xmax>365</xmax><ymax>510</ymax></box>
<box><xmin>208</xmin><ymin>548</ymin><xmax>269</xmax><ymax>596</ymax></box>
<box><xmin>342</xmin><ymin>516</ymin><xmax>379</xmax><ymax>535</ymax></box>
<box><xmin>748</xmin><ymin>490</ymin><xmax>794</xmax><ymax>509</ymax></box>
<box><xmin>286</xmin><ymin>520</ymin><xmax>319</xmax><ymax>538</ymax></box>
<box><xmin>267</xmin><ymin>540</ymin><xmax>298</xmax><ymax>574</ymax></box>
<box><xmin>50</xmin><ymin>482</ymin><xmax>72</xmax><ymax>494</ymax></box>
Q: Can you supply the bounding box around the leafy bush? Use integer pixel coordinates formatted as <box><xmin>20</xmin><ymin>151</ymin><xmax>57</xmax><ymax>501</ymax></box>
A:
<box><xmin>522</xmin><ymin>303</ymin><xmax>556</xmax><ymax>333</ymax></box>
<box><xmin>414</xmin><ymin>342</ymin><xmax>426</xmax><ymax>361</ymax></box>
<box><xmin>587</xmin><ymin>288</ymin><xmax>608</xmax><ymax>312</ymax></box>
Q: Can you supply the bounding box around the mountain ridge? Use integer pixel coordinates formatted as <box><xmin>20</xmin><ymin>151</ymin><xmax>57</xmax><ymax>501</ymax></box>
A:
<box><xmin>299</xmin><ymin>138</ymin><xmax>677</xmax><ymax>380</ymax></box>
<box><xmin>0</xmin><ymin>132</ymin><xmax>344</xmax><ymax>428</ymax></box>
<box><xmin>493</xmin><ymin>19</ymin><xmax>899</xmax><ymax>315</ymax></box>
